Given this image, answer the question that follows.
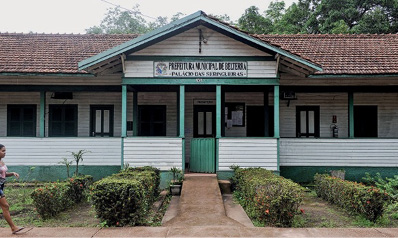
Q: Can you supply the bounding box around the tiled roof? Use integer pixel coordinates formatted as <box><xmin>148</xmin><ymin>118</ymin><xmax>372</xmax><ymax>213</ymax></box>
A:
<box><xmin>255</xmin><ymin>34</ymin><xmax>398</xmax><ymax>75</ymax></box>
<box><xmin>0</xmin><ymin>33</ymin><xmax>137</xmax><ymax>74</ymax></box>
<box><xmin>1</xmin><ymin>32</ymin><xmax>398</xmax><ymax>75</ymax></box>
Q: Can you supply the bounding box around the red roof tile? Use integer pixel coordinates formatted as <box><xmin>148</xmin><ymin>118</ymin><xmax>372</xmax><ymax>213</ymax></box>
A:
<box><xmin>1</xmin><ymin>33</ymin><xmax>398</xmax><ymax>75</ymax></box>
<box><xmin>256</xmin><ymin>34</ymin><xmax>398</xmax><ymax>75</ymax></box>
<box><xmin>0</xmin><ymin>33</ymin><xmax>137</xmax><ymax>74</ymax></box>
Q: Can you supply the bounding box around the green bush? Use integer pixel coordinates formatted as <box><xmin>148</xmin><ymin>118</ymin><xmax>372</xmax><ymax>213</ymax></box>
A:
<box><xmin>232</xmin><ymin>167</ymin><xmax>304</xmax><ymax>227</ymax></box>
<box><xmin>314</xmin><ymin>173</ymin><xmax>389</xmax><ymax>222</ymax></box>
<box><xmin>90</xmin><ymin>166</ymin><xmax>160</xmax><ymax>226</ymax></box>
<box><xmin>31</xmin><ymin>182</ymin><xmax>73</xmax><ymax>219</ymax></box>
<box><xmin>66</xmin><ymin>175</ymin><xmax>93</xmax><ymax>203</ymax></box>
<box><xmin>363</xmin><ymin>173</ymin><xmax>398</xmax><ymax>201</ymax></box>
<box><xmin>31</xmin><ymin>175</ymin><xmax>93</xmax><ymax>219</ymax></box>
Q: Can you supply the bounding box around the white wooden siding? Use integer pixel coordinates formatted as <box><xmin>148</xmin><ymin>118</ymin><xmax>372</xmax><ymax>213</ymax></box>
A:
<box><xmin>123</xmin><ymin>138</ymin><xmax>182</xmax><ymax>170</ymax></box>
<box><xmin>218</xmin><ymin>138</ymin><xmax>278</xmax><ymax>171</ymax></box>
<box><xmin>125</xmin><ymin>61</ymin><xmax>277</xmax><ymax>78</ymax></box>
<box><xmin>0</xmin><ymin>138</ymin><xmax>121</xmax><ymax>166</ymax></box>
<box><xmin>131</xmin><ymin>27</ymin><xmax>271</xmax><ymax>57</ymax></box>
<box><xmin>0</xmin><ymin>92</ymin><xmax>135</xmax><ymax>137</ymax></box>
<box><xmin>355</xmin><ymin>93</ymin><xmax>398</xmax><ymax>138</ymax></box>
<box><xmin>280</xmin><ymin>138</ymin><xmax>398</xmax><ymax>167</ymax></box>
<box><xmin>138</xmin><ymin>92</ymin><xmax>177</xmax><ymax>137</ymax></box>
<box><xmin>280</xmin><ymin>93</ymin><xmax>349</xmax><ymax>138</ymax></box>
<box><xmin>279</xmin><ymin>92</ymin><xmax>398</xmax><ymax>138</ymax></box>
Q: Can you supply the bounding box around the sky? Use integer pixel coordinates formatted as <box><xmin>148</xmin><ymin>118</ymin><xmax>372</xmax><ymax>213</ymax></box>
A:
<box><xmin>0</xmin><ymin>0</ymin><xmax>297</xmax><ymax>34</ymax></box>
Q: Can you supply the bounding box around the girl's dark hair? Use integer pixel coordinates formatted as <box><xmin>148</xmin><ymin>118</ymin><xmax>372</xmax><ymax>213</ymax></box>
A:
<box><xmin>0</xmin><ymin>144</ymin><xmax>4</xmax><ymax>149</ymax></box>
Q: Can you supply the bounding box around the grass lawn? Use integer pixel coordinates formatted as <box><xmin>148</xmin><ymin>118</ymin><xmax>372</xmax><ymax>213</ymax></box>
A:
<box><xmin>0</xmin><ymin>184</ymin><xmax>170</xmax><ymax>228</ymax></box>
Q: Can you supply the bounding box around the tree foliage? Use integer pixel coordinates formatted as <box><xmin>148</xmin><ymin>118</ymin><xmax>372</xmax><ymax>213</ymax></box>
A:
<box><xmin>87</xmin><ymin>1</ymin><xmax>398</xmax><ymax>35</ymax></box>
<box><xmin>86</xmin><ymin>6</ymin><xmax>183</xmax><ymax>34</ymax></box>
<box><xmin>237</xmin><ymin>0</ymin><xmax>398</xmax><ymax>34</ymax></box>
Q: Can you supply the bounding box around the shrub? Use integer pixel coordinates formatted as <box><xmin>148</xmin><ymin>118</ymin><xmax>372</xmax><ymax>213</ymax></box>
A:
<box><xmin>66</xmin><ymin>175</ymin><xmax>93</xmax><ymax>203</ymax></box>
<box><xmin>31</xmin><ymin>175</ymin><xmax>93</xmax><ymax>219</ymax></box>
<box><xmin>90</xmin><ymin>166</ymin><xmax>160</xmax><ymax>226</ymax></box>
<box><xmin>31</xmin><ymin>182</ymin><xmax>73</xmax><ymax>219</ymax></box>
<box><xmin>232</xmin><ymin>167</ymin><xmax>304</xmax><ymax>227</ymax></box>
<box><xmin>314</xmin><ymin>173</ymin><xmax>389</xmax><ymax>222</ymax></box>
<box><xmin>363</xmin><ymin>173</ymin><xmax>398</xmax><ymax>201</ymax></box>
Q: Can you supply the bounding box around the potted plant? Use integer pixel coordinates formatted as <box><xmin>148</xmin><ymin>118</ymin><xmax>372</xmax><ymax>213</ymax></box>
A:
<box><xmin>169</xmin><ymin>167</ymin><xmax>183</xmax><ymax>196</ymax></box>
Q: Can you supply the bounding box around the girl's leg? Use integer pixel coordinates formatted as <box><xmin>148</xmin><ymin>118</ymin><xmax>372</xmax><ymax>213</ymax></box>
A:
<box><xmin>0</xmin><ymin>196</ymin><xmax>18</xmax><ymax>231</ymax></box>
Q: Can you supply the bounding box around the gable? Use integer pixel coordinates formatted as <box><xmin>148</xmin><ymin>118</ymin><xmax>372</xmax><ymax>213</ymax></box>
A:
<box><xmin>131</xmin><ymin>26</ymin><xmax>271</xmax><ymax>57</ymax></box>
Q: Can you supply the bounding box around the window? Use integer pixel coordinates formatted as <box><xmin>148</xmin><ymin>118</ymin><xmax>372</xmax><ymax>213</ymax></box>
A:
<box><xmin>138</xmin><ymin>105</ymin><xmax>166</xmax><ymax>136</ymax></box>
<box><xmin>246</xmin><ymin>106</ymin><xmax>274</xmax><ymax>137</ymax></box>
<box><xmin>7</xmin><ymin>105</ymin><xmax>37</xmax><ymax>137</ymax></box>
<box><xmin>49</xmin><ymin>105</ymin><xmax>78</xmax><ymax>137</ymax></box>
<box><xmin>354</xmin><ymin>106</ymin><xmax>377</xmax><ymax>137</ymax></box>
<box><xmin>296</xmin><ymin>106</ymin><xmax>320</xmax><ymax>138</ymax></box>
<box><xmin>90</xmin><ymin>105</ymin><xmax>114</xmax><ymax>137</ymax></box>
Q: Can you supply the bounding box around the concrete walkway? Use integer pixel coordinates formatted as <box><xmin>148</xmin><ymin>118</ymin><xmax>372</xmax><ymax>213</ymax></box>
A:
<box><xmin>1</xmin><ymin>173</ymin><xmax>398</xmax><ymax>237</ymax></box>
<box><xmin>162</xmin><ymin>174</ymin><xmax>246</xmax><ymax>227</ymax></box>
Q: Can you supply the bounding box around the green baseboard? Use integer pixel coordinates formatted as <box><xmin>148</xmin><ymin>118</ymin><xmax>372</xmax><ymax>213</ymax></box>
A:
<box><xmin>6</xmin><ymin>165</ymin><xmax>175</xmax><ymax>189</ymax></box>
<box><xmin>280</xmin><ymin>166</ymin><xmax>398</xmax><ymax>183</ymax></box>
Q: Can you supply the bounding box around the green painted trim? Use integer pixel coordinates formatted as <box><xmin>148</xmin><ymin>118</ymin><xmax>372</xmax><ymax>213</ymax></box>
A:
<box><xmin>348</xmin><ymin>92</ymin><xmax>354</xmax><ymax>138</ymax></box>
<box><xmin>78</xmin><ymin>11</ymin><xmax>321</xmax><ymax>73</ymax></box>
<box><xmin>216</xmin><ymin>85</ymin><xmax>222</xmax><ymax>138</ymax></box>
<box><xmin>78</xmin><ymin>11</ymin><xmax>205</xmax><ymax>70</ymax></box>
<box><xmin>179</xmin><ymin>85</ymin><xmax>185</xmax><ymax>137</ymax></box>
<box><xmin>126</xmin><ymin>56</ymin><xmax>275</xmax><ymax>61</ymax></box>
<box><xmin>122</xmin><ymin>78</ymin><xmax>280</xmax><ymax>85</ymax></box>
<box><xmin>280</xmin><ymin>166</ymin><xmax>398</xmax><ymax>183</ymax></box>
<box><xmin>199</xmin><ymin>16</ymin><xmax>322</xmax><ymax>72</ymax></box>
<box><xmin>0</xmin><ymin>73</ymin><xmax>94</xmax><ymax>77</ymax></box>
<box><xmin>0</xmin><ymin>85</ymin><xmax>122</xmax><ymax>92</ymax></box>
<box><xmin>6</xmin><ymin>165</ymin><xmax>121</xmax><ymax>182</ymax></box>
<box><xmin>216</xmin><ymin>138</ymin><xmax>219</xmax><ymax>172</ymax></box>
<box><xmin>274</xmin><ymin>86</ymin><xmax>280</xmax><ymax>138</ymax></box>
<box><xmin>121</xmin><ymin>85</ymin><xmax>127</xmax><ymax>137</ymax></box>
<box><xmin>121</xmin><ymin>138</ymin><xmax>124</xmax><ymax>169</ymax></box>
<box><xmin>179</xmin><ymin>86</ymin><xmax>186</xmax><ymax>173</ymax></box>
<box><xmin>309</xmin><ymin>74</ymin><xmax>398</xmax><ymax>78</ymax></box>
<box><xmin>40</xmin><ymin>91</ymin><xmax>46</xmax><ymax>138</ymax></box>
<box><xmin>133</xmin><ymin>92</ymin><xmax>138</xmax><ymax>136</ymax></box>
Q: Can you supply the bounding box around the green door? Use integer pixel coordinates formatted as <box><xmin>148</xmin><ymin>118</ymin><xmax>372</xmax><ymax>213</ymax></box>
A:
<box><xmin>190</xmin><ymin>105</ymin><xmax>216</xmax><ymax>173</ymax></box>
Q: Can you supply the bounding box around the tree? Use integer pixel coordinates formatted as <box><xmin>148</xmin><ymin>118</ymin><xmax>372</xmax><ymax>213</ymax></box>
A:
<box><xmin>238</xmin><ymin>6</ymin><xmax>273</xmax><ymax>34</ymax></box>
<box><xmin>86</xmin><ymin>7</ymin><xmax>184</xmax><ymax>34</ymax></box>
<box><xmin>86</xmin><ymin>6</ymin><xmax>148</xmax><ymax>34</ymax></box>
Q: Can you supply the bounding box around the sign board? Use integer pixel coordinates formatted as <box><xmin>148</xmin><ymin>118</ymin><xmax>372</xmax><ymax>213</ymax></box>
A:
<box><xmin>154</xmin><ymin>61</ymin><xmax>248</xmax><ymax>78</ymax></box>
<box><xmin>194</xmin><ymin>99</ymin><xmax>216</xmax><ymax>105</ymax></box>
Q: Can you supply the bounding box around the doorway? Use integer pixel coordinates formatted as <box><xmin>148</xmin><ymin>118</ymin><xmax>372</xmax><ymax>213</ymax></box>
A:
<box><xmin>190</xmin><ymin>105</ymin><xmax>216</xmax><ymax>173</ymax></box>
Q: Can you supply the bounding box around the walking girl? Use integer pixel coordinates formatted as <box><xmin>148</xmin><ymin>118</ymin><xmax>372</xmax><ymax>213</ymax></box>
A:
<box><xmin>0</xmin><ymin>144</ymin><xmax>24</xmax><ymax>234</ymax></box>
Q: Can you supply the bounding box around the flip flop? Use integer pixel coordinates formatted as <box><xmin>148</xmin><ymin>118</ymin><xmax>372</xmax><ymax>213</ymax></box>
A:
<box><xmin>12</xmin><ymin>227</ymin><xmax>25</xmax><ymax>234</ymax></box>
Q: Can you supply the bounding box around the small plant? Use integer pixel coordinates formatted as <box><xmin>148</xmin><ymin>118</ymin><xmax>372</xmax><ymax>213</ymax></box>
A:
<box><xmin>59</xmin><ymin>158</ymin><xmax>73</xmax><ymax>178</ymax></box>
<box><xmin>170</xmin><ymin>167</ymin><xmax>183</xmax><ymax>184</ymax></box>
<box><xmin>67</xmin><ymin>149</ymin><xmax>90</xmax><ymax>176</ymax></box>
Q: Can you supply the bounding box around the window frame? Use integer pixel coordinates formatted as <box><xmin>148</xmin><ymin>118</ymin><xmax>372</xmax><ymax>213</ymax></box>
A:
<box><xmin>90</xmin><ymin>105</ymin><xmax>114</xmax><ymax>137</ymax></box>
<box><xmin>7</xmin><ymin>104</ymin><xmax>37</xmax><ymax>137</ymax></box>
<box><xmin>296</xmin><ymin>106</ymin><xmax>320</xmax><ymax>138</ymax></box>
<box><xmin>138</xmin><ymin>105</ymin><xmax>167</xmax><ymax>136</ymax></box>
<box><xmin>48</xmin><ymin>104</ymin><xmax>78</xmax><ymax>137</ymax></box>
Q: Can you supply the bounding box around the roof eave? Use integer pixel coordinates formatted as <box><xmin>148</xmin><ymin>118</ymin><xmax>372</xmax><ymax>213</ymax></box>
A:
<box><xmin>78</xmin><ymin>10</ymin><xmax>322</xmax><ymax>73</ymax></box>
